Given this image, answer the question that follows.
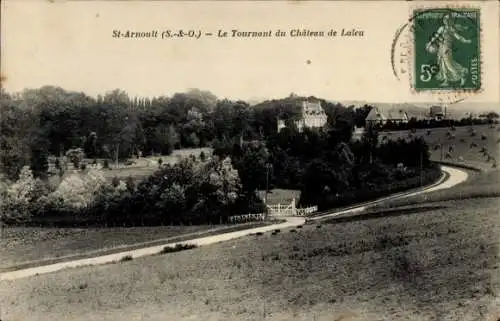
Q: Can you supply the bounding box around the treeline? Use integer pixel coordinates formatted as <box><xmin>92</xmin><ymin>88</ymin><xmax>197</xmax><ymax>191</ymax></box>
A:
<box><xmin>213</xmin><ymin>124</ymin><xmax>435</xmax><ymax>211</ymax></box>
<box><xmin>0</xmin><ymin>86</ymin><xmax>447</xmax><ymax>227</ymax></box>
<box><xmin>4</xmin><ymin>125</ymin><xmax>435</xmax><ymax>227</ymax></box>
<box><xmin>0</xmin><ymin>87</ymin><xmax>360</xmax><ymax>181</ymax></box>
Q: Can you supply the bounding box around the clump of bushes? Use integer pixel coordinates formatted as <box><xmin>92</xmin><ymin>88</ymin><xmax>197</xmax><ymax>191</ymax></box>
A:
<box><xmin>159</xmin><ymin>243</ymin><xmax>197</xmax><ymax>254</ymax></box>
<box><xmin>120</xmin><ymin>255</ymin><xmax>133</xmax><ymax>262</ymax></box>
<box><xmin>1</xmin><ymin>154</ymin><xmax>269</xmax><ymax>228</ymax></box>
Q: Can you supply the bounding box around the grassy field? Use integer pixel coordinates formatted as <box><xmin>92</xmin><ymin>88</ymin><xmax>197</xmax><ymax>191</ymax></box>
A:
<box><xmin>0</xmin><ymin>221</ymin><xmax>270</xmax><ymax>272</ymax></box>
<box><xmin>1</xmin><ymin>171</ymin><xmax>498</xmax><ymax>321</ymax></box>
<box><xmin>380</xmin><ymin>124</ymin><xmax>499</xmax><ymax>171</ymax></box>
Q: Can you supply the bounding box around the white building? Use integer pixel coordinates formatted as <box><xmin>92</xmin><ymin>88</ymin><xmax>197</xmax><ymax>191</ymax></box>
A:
<box><xmin>429</xmin><ymin>105</ymin><xmax>446</xmax><ymax>121</ymax></box>
<box><xmin>277</xmin><ymin>100</ymin><xmax>327</xmax><ymax>132</ymax></box>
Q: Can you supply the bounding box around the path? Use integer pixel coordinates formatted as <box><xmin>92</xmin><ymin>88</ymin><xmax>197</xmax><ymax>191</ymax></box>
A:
<box><xmin>0</xmin><ymin>165</ymin><xmax>468</xmax><ymax>281</ymax></box>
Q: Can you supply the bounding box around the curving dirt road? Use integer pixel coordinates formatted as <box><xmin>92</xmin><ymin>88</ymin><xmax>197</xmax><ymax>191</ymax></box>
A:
<box><xmin>0</xmin><ymin>165</ymin><xmax>468</xmax><ymax>281</ymax></box>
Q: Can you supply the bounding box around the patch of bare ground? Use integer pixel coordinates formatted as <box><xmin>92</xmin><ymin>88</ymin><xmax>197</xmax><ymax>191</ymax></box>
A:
<box><xmin>1</xmin><ymin>193</ymin><xmax>498</xmax><ymax>320</ymax></box>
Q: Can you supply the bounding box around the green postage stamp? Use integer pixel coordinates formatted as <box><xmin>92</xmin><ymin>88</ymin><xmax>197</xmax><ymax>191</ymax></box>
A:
<box><xmin>411</xmin><ymin>8</ymin><xmax>481</xmax><ymax>92</ymax></box>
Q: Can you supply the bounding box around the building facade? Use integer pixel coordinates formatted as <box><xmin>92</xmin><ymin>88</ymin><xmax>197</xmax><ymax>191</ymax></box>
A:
<box><xmin>429</xmin><ymin>105</ymin><xmax>446</xmax><ymax>121</ymax></box>
<box><xmin>277</xmin><ymin>100</ymin><xmax>327</xmax><ymax>132</ymax></box>
<box><xmin>364</xmin><ymin>107</ymin><xmax>409</xmax><ymax>127</ymax></box>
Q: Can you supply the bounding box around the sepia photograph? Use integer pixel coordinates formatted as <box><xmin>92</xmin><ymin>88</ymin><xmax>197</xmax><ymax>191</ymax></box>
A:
<box><xmin>0</xmin><ymin>1</ymin><xmax>499</xmax><ymax>320</ymax></box>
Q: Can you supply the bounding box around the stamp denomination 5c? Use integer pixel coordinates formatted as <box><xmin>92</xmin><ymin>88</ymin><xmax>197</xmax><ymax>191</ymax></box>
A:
<box><xmin>411</xmin><ymin>8</ymin><xmax>481</xmax><ymax>92</ymax></box>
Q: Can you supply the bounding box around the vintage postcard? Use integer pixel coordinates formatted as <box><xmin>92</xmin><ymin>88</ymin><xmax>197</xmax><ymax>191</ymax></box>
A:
<box><xmin>1</xmin><ymin>1</ymin><xmax>499</xmax><ymax>321</ymax></box>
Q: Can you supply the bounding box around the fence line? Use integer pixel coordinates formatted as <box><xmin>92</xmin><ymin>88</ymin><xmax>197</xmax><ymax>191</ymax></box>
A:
<box><xmin>265</xmin><ymin>198</ymin><xmax>318</xmax><ymax>217</ymax></box>
<box><xmin>295</xmin><ymin>206</ymin><xmax>319</xmax><ymax>216</ymax></box>
<box><xmin>228</xmin><ymin>213</ymin><xmax>265</xmax><ymax>223</ymax></box>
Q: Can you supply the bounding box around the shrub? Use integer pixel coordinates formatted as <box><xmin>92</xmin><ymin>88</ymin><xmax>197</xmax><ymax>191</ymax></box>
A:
<box><xmin>111</xmin><ymin>176</ymin><xmax>120</xmax><ymax>187</ymax></box>
<box><xmin>103</xmin><ymin>159</ymin><xmax>110</xmax><ymax>169</ymax></box>
<box><xmin>125</xmin><ymin>176</ymin><xmax>135</xmax><ymax>193</ymax></box>
<box><xmin>0</xmin><ymin>166</ymin><xmax>37</xmax><ymax>224</ymax></box>
<box><xmin>159</xmin><ymin>243</ymin><xmax>197</xmax><ymax>254</ymax></box>
<box><xmin>66</xmin><ymin>148</ymin><xmax>85</xmax><ymax>169</ymax></box>
<box><xmin>48</xmin><ymin>167</ymin><xmax>107</xmax><ymax>211</ymax></box>
<box><xmin>120</xmin><ymin>255</ymin><xmax>133</xmax><ymax>262</ymax></box>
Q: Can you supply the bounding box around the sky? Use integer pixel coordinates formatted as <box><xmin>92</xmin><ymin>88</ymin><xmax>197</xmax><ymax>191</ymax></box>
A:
<box><xmin>1</xmin><ymin>1</ymin><xmax>499</xmax><ymax>106</ymax></box>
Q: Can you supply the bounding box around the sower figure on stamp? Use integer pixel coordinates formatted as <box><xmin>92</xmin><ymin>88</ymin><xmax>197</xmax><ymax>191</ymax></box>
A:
<box><xmin>425</xmin><ymin>13</ymin><xmax>472</xmax><ymax>87</ymax></box>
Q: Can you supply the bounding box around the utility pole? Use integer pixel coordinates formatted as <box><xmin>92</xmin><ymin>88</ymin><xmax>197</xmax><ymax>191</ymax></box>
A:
<box><xmin>420</xmin><ymin>148</ymin><xmax>423</xmax><ymax>186</ymax></box>
<box><xmin>264</xmin><ymin>163</ymin><xmax>272</xmax><ymax>219</ymax></box>
<box><xmin>440</xmin><ymin>139</ymin><xmax>444</xmax><ymax>161</ymax></box>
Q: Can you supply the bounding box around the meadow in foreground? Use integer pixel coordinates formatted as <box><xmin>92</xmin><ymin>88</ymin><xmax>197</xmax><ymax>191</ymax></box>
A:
<box><xmin>0</xmin><ymin>222</ymin><xmax>270</xmax><ymax>271</ymax></box>
<box><xmin>1</xmin><ymin>193</ymin><xmax>498</xmax><ymax>321</ymax></box>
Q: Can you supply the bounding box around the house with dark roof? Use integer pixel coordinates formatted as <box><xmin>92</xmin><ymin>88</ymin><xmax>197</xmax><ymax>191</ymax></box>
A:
<box><xmin>364</xmin><ymin>107</ymin><xmax>387</xmax><ymax>126</ymax></box>
<box><xmin>365</xmin><ymin>107</ymin><xmax>409</xmax><ymax>127</ymax></box>
<box><xmin>386</xmin><ymin>110</ymin><xmax>409</xmax><ymax>124</ymax></box>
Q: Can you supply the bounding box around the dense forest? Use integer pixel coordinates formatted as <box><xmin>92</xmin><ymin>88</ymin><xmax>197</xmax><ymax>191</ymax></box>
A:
<box><xmin>1</xmin><ymin>86</ymin><xmax>439</xmax><ymax>226</ymax></box>
<box><xmin>0</xmin><ymin>86</ymin><xmax>371</xmax><ymax>180</ymax></box>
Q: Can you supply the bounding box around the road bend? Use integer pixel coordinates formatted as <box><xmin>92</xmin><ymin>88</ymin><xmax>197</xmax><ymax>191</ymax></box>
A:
<box><xmin>0</xmin><ymin>165</ymin><xmax>468</xmax><ymax>281</ymax></box>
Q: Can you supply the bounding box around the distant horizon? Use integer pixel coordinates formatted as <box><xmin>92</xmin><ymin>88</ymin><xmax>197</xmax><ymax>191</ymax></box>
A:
<box><xmin>2</xmin><ymin>84</ymin><xmax>498</xmax><ymax>111</ymax></box>
<box><xmin>2</xmin><ymin>2</ymin><xmax>498</xmax><ymax>109</ymax></box>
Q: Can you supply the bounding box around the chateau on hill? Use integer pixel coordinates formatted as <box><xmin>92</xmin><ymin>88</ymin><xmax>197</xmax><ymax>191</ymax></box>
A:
<box><xmin>277</xmin><ymin>100</ymin><xmax>327</xmax><ymax>132</ymax></box>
